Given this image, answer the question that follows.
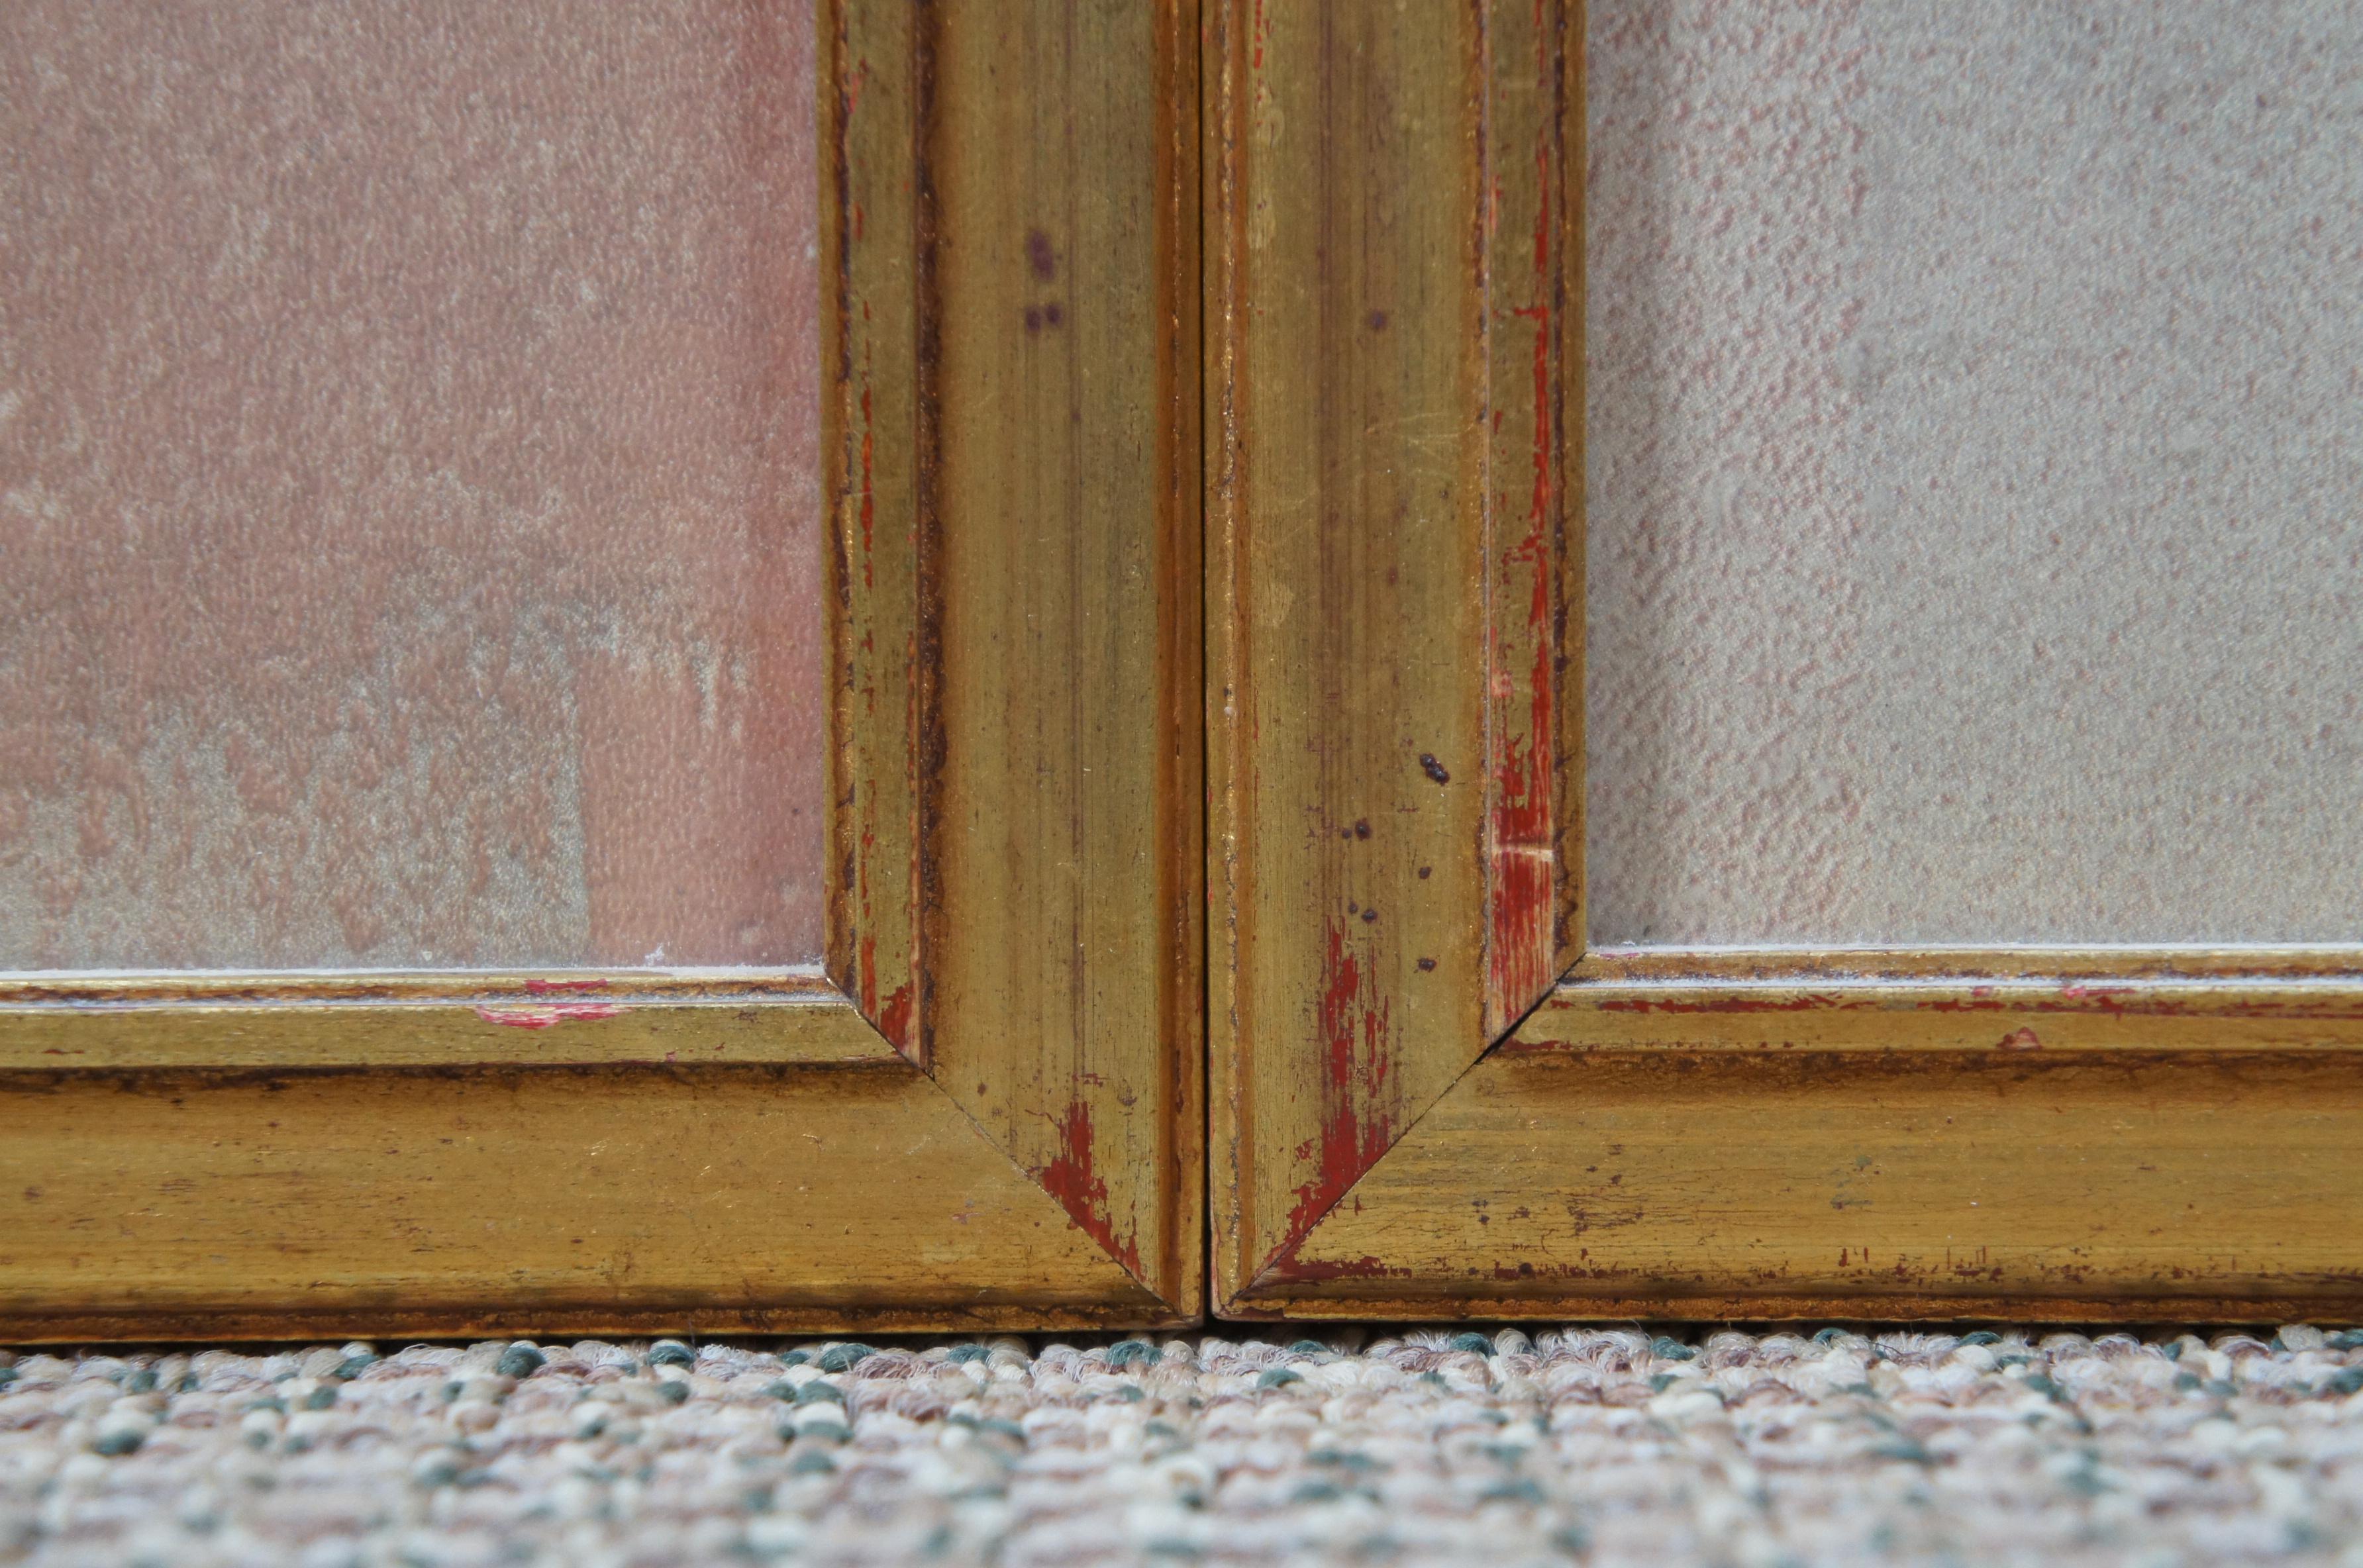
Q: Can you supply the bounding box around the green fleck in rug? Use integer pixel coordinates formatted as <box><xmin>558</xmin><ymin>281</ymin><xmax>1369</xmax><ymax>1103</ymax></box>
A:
<box><xmin>5</xmin><ymin>1327</ymin><xmax>2362</xmax><ymax>1565</ymax></box>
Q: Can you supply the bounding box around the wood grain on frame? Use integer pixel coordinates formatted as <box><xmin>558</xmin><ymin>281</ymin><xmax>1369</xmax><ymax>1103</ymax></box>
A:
<box><xmin>0</xmin><ymin>1055</ymin><xmax>1168</xmax><ymax>1340</ymax></box>
<box><xmin>919</xmin><ymin>0</ymin><xmax>1204</xmax><ymax>1318</ymax></box>
<box><xmin>1207</xmin><ymin>0</ymin><xmax>1580</xmax><ymax>1308</ymax></box>
<box><xmin>825</xmin><ymin>0</ymin><xmax>925</xmax><ymax>1054</ymax></box>
<box><xmin>0</xmin><ymin>973</ymin><xmax>885</xmax><ymax>1069</ymax></box>
<box><xmin>1243</xmin><ymin>951</ymin><xmax>2363</xmax><ymax>1320</ymax></box>
<box><xmin>825</xmin><ymin>0</ymin><xmax>1204</xmax><ymax>1312</ymax></box>
<box><xmin>1519</xmin><ymin>948</ymin><xmax>2363</xmax><ymax>1055</ymax></box>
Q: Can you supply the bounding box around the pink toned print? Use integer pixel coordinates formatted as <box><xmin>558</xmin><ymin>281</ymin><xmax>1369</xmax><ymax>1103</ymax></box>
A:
<box><xmin>0</xmin><ymin>1</ymin><xmax>827</xmax><ymax>969</ymax></box>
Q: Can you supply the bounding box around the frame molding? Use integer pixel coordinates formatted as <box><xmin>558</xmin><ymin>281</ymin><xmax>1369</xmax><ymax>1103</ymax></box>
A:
<box><xmin>1207</xmin><ymin>0</ymin><xmax>1583</xmax><ymax>1312</ymax></box>
<box><xmin>1252</xmin><ymin>950</ymin><xmax>2363</xmax><ymax>1320</ymax></box>
<box><xmin>0</xmin><ymin>0</ymin><xmax>1201</xmax><ymax>1339</ymax></box>
<box><xmin>1209</xmin><ymin>0</ymin><xmax>2363</xmax><ymax>1322</ymax></box>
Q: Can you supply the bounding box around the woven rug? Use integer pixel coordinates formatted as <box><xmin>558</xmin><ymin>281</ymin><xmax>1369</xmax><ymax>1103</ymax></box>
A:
<box><xmin>5</xmin><ymin>1327</ymin><xmax>2362</xmax><ymax>1566</ymax></box>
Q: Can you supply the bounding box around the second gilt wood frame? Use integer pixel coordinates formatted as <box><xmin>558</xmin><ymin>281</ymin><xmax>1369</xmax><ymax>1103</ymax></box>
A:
<box><xmin>0</xmin><ymin>0</ymin><xmax>1202</xmax><ymax>1339</ymax></box>
<box><xmin>1207</xmin><ymin>0</ymin><xmax>2363</xmax><ymax>1322</ymax></box>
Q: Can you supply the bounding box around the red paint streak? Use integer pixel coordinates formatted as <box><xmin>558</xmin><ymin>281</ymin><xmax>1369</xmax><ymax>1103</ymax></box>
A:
<box><xmin>1484</xmin><ymin>1260</ymin><xmax>1653</xmax><ymax>1285</ymax></box>
<box><xmin>1491</xmin><ymin>1033</ymin><xmax>1582</xmax><ymax>1055</ymax></box>
<box><xmin>1585</xmin><ymin>993</ymin><xmax>2346</xmax><ymax>1022</ymax></box>
<box><xmin>525</xmin><ymin>977</ymin><xmax>610</xmax><ymax>996</ymax></box>
<box><xmin>1485</xmin><ymin>616</ymin><xmax>1553</xmax><ymax>1020</ymax></box>
<box><xmin>1037</xmin><ymin>1099</ymin><xmax>1143</xmax><ymax>1277</ymax></box>
<box><xmin>1597</xmin><ymin>994</ymin><xmax>1848</xmax><ymax>1015</ymax></box>
<box><xmin>474</xmin><ymin>1003</ymin><xmax>625</xmax><ymax>1030</ymax></box>
<box><xmin>1251</xmin><ymin>0</ymin><xmax>1268</xmax><ymax>72</ymax></box>
<box><xmin>2059</xmin><ymin>984</ymin><xmax>2137</xmax><ymax>1018</ymax></box>
<box><xmin>1285</xmin><ymin>920</ymin><xmax>1396</xmax><ymax>1247</ymax></box>
<box><xmin>878</xmin><ymin>983</ymin><xmax>913</xmax><ymax>1050</ymax></box>
<box><xmin>1268</xmin><ymin>1252</ymin><xmax>1406</xmax><ymax>1285</ymax></box>
<box><xmin>1483</xmin><ymin>45</ymin><xmax>1563</xmax><ymax>1022</ymax></box>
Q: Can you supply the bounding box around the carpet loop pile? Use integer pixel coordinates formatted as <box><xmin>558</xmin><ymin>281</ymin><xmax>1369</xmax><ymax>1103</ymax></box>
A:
<box><xmin>5</xmin><ymin>1326</ymin><xmax>2363</xmax><ymax>1565</ymax></box>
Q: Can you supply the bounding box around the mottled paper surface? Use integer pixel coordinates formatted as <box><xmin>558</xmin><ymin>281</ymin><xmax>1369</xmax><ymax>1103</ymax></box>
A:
<box><xmin>0</xmin><ymin>1</ymin><xmax>824</xmax><ymax>969</ymax></box>
<box><xmin>1587</xmin><ymin>0</ymin><xmax>2363</xmax><ymax>944</ymax></box>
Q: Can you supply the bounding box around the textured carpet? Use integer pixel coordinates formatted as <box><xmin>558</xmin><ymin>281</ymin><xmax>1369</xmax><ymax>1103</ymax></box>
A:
<box><xmin>6</xmin><ymin>1327</ymin><xmax>2363</xmax><ymax>1566</ymax></box>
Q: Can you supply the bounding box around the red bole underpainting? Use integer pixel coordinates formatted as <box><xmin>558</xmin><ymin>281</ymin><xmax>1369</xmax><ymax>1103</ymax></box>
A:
<box><xmin>0</xmin><ymin>1</ymin><xmax>827</xmax><ymax>971</ymax></box>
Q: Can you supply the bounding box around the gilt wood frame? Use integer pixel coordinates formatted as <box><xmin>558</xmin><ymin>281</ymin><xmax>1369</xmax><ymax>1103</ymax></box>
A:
<box><xmin>1207</xmin><ymin>0</ymin><xmax>2363</xmax><ymax>1322</ymax></box>
<box><xmin>0</xmin><ymin>0</ymin><xmax>1202</xmax><ymax>1340</ymax></box>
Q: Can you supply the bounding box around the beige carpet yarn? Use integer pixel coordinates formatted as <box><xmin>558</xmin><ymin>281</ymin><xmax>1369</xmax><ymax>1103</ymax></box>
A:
<box><xmin>5</xmin><ymin>1326</ymin><xmax>2363</xmax><ymax>1566</ymax></box>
